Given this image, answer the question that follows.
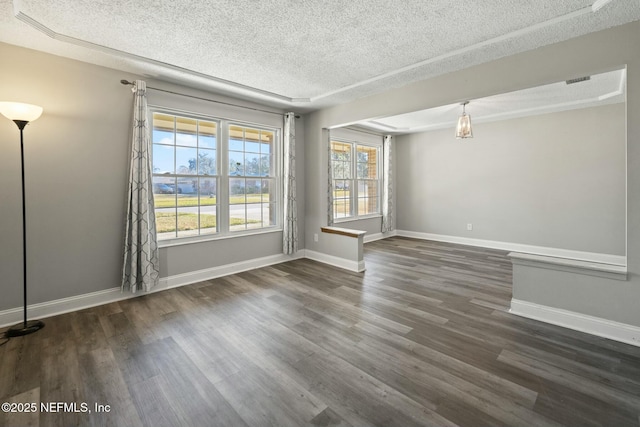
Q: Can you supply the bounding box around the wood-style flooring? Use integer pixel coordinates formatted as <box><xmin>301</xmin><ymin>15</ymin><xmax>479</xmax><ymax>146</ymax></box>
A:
<box><xmin>1</xmin><ymin>237</ymin><xmax>639</xmax><ymax>426</ymax></box>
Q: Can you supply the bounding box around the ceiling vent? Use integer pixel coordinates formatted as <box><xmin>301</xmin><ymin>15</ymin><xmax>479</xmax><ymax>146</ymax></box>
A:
<box><xmin>566</xmin><ymin>76</ymin><xmax>591</xmax><ymax>85</ymax></box>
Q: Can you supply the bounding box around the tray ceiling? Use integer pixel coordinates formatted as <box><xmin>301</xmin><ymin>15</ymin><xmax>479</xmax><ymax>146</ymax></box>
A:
<box><xmin>355</xmin><ymin>68</ymin><xmax>626</xmax><ymax>134</ymax></box>
<box><xmin>0</xmin><ymin>0</ymin><xmax>639</xmax><ymax>110</ymax></box>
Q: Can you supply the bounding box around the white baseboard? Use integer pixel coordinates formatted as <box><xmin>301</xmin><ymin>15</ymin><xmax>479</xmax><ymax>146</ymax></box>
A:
<box><xmin>305</xmin><ymin>250</ymin><xmax>365</xmax><ymax>273</ymax></box>
<box><xmin>0</xmin><ymin>251</ymin><xmax>305</xmax><ymax>328</ymax></box>
<box><xmin>395</xmin><ymin>230</ymin><xmax>626</xmax><ymax>266</ymax></box>
<box><xmin>510</xmin><ymin>299</ymin><xmax>640</xmax><ymax>347</ymax></box>
<box><xmin>364</xmin><ymin>230</ymin><xmax>397</xmax><ymax>243</ymax></box>
<box><xmin>159</xmin><ymin>251</ymin><xmax>305</xmax><ymax>289</ymax></box>
<box><xmin>0</xmin><ymin>287</ymin><xmax>132</xmax><ymax>329</ymax></box>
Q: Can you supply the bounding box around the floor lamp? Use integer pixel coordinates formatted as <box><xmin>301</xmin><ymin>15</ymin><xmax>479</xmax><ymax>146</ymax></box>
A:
<box><xmin>0</xmin><ymin>102</ymin><xmax>45</xmax><ymax>337</ymax></box>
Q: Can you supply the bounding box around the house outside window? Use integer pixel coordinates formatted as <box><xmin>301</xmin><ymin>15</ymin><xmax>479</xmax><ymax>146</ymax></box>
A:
<box><xmin>151</xmin><ymin>111</ymin><xmax>280</xmax><ymax>241</ymax></box>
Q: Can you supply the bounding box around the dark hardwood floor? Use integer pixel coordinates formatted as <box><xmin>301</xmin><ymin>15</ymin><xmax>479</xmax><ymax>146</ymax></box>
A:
<box><xmin>1</xmin><ymin>237</ymin><xmax>639</xmax><ymax>426</ymax></box>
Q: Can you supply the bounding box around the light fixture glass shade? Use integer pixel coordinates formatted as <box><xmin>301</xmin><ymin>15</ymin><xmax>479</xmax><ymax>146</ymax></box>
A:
<box><xmin>0</xmin><ymin>102</ymin><xmax>43</xmax><ymax>122</ymax></box>
<box><xmin>455</xmin><ymin>113</ymin><xmax>473</xmax><ymax>139</ymax></box>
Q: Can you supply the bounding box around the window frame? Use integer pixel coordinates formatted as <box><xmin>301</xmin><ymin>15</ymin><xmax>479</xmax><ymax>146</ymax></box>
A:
<box><xmin>224</xmin><ymin>121</ymin><xmax>281</xmax><ymax>234</ymax></box>
<box><xmin>150</xmin><ymin>107</ymin><xmax>282</xmax><ymax>246</ymax></box>
<box><xmin>330</xmin><ymin>138</ymin><xmax>382</xmax><ymax>222</ymax></box>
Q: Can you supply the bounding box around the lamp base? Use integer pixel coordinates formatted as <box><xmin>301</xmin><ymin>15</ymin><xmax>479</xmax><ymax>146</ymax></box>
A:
<box><xmin>6</xmin><ymin>319</ymin><xmax>45</xmax><ymax>337</ymax></box>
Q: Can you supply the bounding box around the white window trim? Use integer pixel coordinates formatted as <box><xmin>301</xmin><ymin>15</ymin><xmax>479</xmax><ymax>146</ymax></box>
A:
<box><xmin>150</xmin><ymin>106</ymin><xmax>283</xmax><ymax>246</ymax></box>
<box><xmin>331</xmin><ymin>138</ymin><xmax>382</xmax><ymax>222</ymax></box>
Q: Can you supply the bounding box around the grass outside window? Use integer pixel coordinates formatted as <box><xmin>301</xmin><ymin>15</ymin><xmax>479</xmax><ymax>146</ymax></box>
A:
<box><xmin>154</xmin><ymin>194</ymin><xmax>264</xmax><ymax>208</ymax></box>
<box><xmin>156</xmin><ymin>212</ymin><xmax>259</xmax><ymax>233</ymax></box>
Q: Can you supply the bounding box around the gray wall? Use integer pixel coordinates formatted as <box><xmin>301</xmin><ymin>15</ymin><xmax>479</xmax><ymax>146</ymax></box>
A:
<box><xmin>304</xmin><ymin>21</ymin><xmax>640</xmax><ymax>327</ymax></box>
<box><xmin>395</xmin><ymin>104</ymin><xmax>626</xmax><ymax>255</ymax></box>
<box><xmin>0</xmin><ymin>42</ymin><xmax>304</xmax><ymax>311</ymax></box>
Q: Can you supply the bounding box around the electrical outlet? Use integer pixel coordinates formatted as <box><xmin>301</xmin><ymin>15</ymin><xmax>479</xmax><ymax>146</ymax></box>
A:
<box><xmin>467</xmin><ymin>223</ymin><xmax>473</xmax><ymax>231</ymax></box>
<box><xmin>314</xmin><ymin>233</ymin><xmax>319</xmax><ymax>242</ymax></box>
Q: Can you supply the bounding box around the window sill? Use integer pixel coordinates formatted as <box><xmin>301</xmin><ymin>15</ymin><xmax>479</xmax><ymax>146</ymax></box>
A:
<box><xmin>158</xmin><ymin>227</ymin><xmax>283</xmax><ymax>248</ymax></box>
<box><xmin>334</xmin><ymin>214</ymin><xmax>383</xmax><ymax>224</ymax></box>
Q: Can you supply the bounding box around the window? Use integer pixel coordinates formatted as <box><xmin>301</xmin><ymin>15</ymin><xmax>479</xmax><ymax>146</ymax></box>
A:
<box><xmin>228</xmin><ymin>125</ymin><xmax>277</xmax><ymax>231</ymax></box>
<box><xmin>331</xmin><ymin>141</ymin><xmax>352</xmax><ymax>219</ymax></box>
<box><xmin>356</xmin><ymin>145</ymin><xmax>380</xmax><ymax>216</ymax></box>
<box><xmin>331</xmin><ymin>139</ymin><xmax>381</xmax><ymax>220</ymax></box>
<box><xmin>152</xmin><ymin>111</ymin><xmax>280</xmax><ymax>241</ymax></box>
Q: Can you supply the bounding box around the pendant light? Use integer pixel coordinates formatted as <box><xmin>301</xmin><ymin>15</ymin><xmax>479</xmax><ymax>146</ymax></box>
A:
<box><xmin>455</xmin><ymin>101</ymin><xmax>473</xmax><ymax>139</ymax></box>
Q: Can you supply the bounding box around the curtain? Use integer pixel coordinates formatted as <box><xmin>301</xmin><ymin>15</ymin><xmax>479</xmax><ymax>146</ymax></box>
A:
<box><xmin>283</xmin><ymin>112</ymin><xmax>298</xmax><ymax>254</ymax></box>
<box><xmin>326</xmin><ymin>129</ymin><xmax>334</xmax><ymax>226</ymax></box>
<box><xmin>122</xmin><ymin>80</ymin><xmax>159</xmax><ymax>293</ymax></box>
<box><xmin>381</xmin><ymin>135</ymin><xmax>394</xmax><ymax>233</ymax></box>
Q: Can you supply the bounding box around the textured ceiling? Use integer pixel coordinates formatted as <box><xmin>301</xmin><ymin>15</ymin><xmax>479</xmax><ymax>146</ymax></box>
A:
<box><xmin>0</xmin><ymin>0</ymin><xmax>639</xmax><ymax>110</ymax></box>
<box><xmin>358</xmin><ymin>68</ymin><xmax>626</xmax><ymax>134</ymax></box>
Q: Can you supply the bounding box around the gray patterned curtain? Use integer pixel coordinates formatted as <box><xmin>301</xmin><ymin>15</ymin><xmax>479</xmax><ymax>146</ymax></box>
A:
<box><xmin>283</xmin><ymin>112</ymin><xmax>298</xmax><ymax>254</ymax></box>
<box><xmin>326</xmin><ymin>129</ymin><xmax>334</xmax><ymax>226</ymax></box>
<box><xmin>122</xmin><ymin>80</ymin><xmax>159</xmax><ymax>293</ymax></box>
<box><xmin>381</xmin><ymin>135</ymin><xmax>394</xmax><ymax>233</ymax></box>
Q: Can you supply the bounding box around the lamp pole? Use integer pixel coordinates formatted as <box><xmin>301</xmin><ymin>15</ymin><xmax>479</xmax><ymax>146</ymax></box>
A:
<box><xmin>0</xmin><ymin>102</ymin><xmax>45</xmax><ymax>337</ymax></box>
<box><xmin>19</xmin><ymin>121</ymin><xmax>27</xmax><ymax>328</ymax></box>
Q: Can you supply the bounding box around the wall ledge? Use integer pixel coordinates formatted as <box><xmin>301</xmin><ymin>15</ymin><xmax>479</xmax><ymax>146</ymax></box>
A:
<box><xmin>509</xmin><ymin>252</ymin><xmax>627</xmax><ymax>281</ymax></box>
<box><xmin>395</xmin><ymin>230</ymin><xmax>626</xmax><ymax>266</ymax></box>
<box><xmin>321</xmin><ymin>226</ymin><xmax>367</xmax><ymax>238</ymax></box>
<box><xmin>510</xmin><ymin>299</ymin><xmax>640</xmax><ymax>347</ymax></box>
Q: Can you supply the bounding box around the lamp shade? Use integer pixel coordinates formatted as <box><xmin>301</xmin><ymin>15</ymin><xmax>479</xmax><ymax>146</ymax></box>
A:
<box><xmin>455</xmin><ymin>113</ymin><xmax>473</xmax><ymax>139</ymax></box>
<box><xmin>0</xmin><ymin>102</ymin><xmax>43</xmax><ymax>122</ymax></box>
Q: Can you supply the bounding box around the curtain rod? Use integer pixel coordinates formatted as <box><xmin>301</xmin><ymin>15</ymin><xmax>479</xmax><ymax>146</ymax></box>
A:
<box><xmin>120</xmin><ymin>80</ymin><xmax>299</xmax><ymax>118</ymax></box>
